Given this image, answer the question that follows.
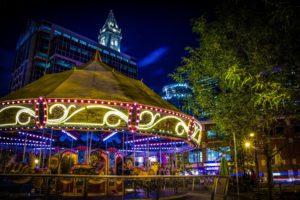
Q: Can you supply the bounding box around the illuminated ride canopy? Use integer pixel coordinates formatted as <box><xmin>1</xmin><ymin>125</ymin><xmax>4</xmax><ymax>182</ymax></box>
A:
<box><xmin>0</xmin><ymin>51</ymin><xmax>202</xmax><ymax>152</ymax></box>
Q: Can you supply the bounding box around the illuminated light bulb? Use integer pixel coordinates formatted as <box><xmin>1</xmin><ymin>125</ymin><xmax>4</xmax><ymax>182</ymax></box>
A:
<box><xmin>245</xmin><ymin>141</ymin><xmax>251</xmax><ymax>148</ymax></box>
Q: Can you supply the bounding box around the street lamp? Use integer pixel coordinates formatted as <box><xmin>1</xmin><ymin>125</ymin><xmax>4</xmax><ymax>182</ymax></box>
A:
<box><xmin>244</xmin><ymin>141</ymin><xmax>251</xmax><ymax>148</ymax></box>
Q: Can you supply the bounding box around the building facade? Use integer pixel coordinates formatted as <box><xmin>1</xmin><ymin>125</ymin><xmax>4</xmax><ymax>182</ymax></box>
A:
<box><xmin>160</xmin><ymin>83</ymin><xmax>231</xmax><ymax>174</ymax></box>
<box><xmin>161</xmin><ymin>83</ymin><xmax>193</xmax><ymax>115</ymax></box>
<box><xmin>10</xmin><ymin>11</ymin><xmax>137</xmax><ymax>91</ymax></box>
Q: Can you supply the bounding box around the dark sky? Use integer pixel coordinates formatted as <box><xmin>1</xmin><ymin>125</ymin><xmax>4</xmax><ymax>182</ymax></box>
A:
<box><xmin>0</xmin><ymin>0</ymin><xmax>216</xmax><ymax>97</ymax></box>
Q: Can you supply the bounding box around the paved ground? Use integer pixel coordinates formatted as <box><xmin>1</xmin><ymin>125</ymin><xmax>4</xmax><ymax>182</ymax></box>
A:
<box><xmin>186</xmin><ymin>192</ymin><xmax>253</xmax><ymax>200</ymax></box>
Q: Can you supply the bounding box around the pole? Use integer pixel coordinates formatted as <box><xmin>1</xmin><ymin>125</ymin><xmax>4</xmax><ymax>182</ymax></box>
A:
<box><xmin>233</xmin><ymin>132</ymin><xmax>240</xmax><ymax>199</ymax></box>
<box><xmin>147</xmin><ymin>138</ymin><xmax>150</xmax><ymax>170</ymax></box>
<box><xmin>86</xmin><ymin>132</ymin><xmax>89</xmax><ymax>164</ymax></box>
<box><xmin>39</xmin><ymin>129</ymin><xmax>45</xmax><ymax>168</ymax></box>
<box><xmin>48</xmin><ymin>129</ymin><xmax>53</xmax><ymax>169</ymax></box>
<box><xmin>122</xmin><ymin>132</ymin><xmax>124</xmax><ymax>175</ymax></box>
<box><xmin>89</xmin><ymin>132</ymin><xmax>93</xmax><ymax>163</ymax></box>
<box><xmin>133</xmin><ymin>133</ymin><xmax>135</xmax><ymax>167</ymax></box>
<box><xmin>254</xmin><ymin>136</ymin><xmax>260</xmax><ymax>184</ymax></box>
<box><xmin>22</xmin><ymin>134</ymin><xmax>28</xmax><ymax>162</ymax></box>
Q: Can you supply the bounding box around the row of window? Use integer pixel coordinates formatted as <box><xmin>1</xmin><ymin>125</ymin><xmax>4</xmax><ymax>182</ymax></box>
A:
<box><xmin>53</xmin><ymin>31</ymin><xmax>134</xmax><ymax>64</ymax></box>
<box><xmin>188</xmin><ymin>147</ymin><xmax>231</xmax><ymax>163</ymax></box>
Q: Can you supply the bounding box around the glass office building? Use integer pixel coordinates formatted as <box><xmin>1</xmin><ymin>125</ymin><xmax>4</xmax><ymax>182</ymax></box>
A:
<box><xmin>161</xmin><ymin>83</ymin><xmax>193</xmax><ymax>115</ymax></box>
<box><xmin>10</xmin><ymin>11</ymin><xmax>137</xmax><ymax>91</ymax></box>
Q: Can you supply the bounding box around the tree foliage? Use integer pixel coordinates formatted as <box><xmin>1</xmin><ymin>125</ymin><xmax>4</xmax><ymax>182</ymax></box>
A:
<box><xmin>172</xmin><ymin>0</ymin><xmax>299</xmax><ymax>138</ymax></box>
<box><xmin>172</xmin><ymin>0</ymin><xmax>299</xmax><ymax>195</ymax></box>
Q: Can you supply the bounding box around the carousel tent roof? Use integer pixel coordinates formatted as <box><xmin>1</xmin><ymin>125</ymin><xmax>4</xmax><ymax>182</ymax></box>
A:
<box><xmin>2</xmin><ymin>51</ymin><xmax>178</xmax><ymax>111</ymax></box>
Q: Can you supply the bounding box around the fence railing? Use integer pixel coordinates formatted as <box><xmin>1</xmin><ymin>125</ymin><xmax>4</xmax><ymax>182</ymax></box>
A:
<box><xmin>0</xmin><ymin>174</ymin><xmax>230</xmax><ymax>199</ymax></box>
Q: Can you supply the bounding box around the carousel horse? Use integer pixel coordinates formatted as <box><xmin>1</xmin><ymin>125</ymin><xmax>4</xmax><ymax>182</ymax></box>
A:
<box><xmin>5</xmin><ymin>152</ymin><xmax>37</xmax><ymax>184</ymax></box>
<box><xmin>130</xmin><ymin>162</ymin><xmax>160</xmax><ymax>176</ymax></box>
<box><xmin>49</xmin><ymin>153</ymin><xmax>60</xmax><ymax>174</ymax></box>
<box><xmin>130</xmin><ymin>162</ymin><xmax>160</xmax><ymax>192</ymax></box>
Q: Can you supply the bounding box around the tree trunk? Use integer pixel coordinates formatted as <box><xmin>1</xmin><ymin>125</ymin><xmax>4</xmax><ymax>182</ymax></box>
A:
<box><xmin>265</xmin><ymin>136</ymin><xmax>273</xmax><ymax>200</ymax></box>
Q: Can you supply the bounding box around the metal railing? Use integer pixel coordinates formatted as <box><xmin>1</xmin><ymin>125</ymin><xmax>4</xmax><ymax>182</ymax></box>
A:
<box><xmin>0</xmin><ymin>174</ymin><xmax>229</xmax><ymax>200</ymax></box>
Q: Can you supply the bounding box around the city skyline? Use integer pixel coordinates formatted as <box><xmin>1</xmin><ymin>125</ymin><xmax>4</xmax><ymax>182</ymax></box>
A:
<box><xmin>0</xmin><ymin>0</ymin><xmax>215</xmax><ymax>96</ymax></box>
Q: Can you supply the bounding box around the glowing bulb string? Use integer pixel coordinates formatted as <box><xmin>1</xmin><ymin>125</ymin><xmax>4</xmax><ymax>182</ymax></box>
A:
<box><xmin>0</xmin><ymin>136</ymin><xmax>47</xmax><ymax>144</ymax></box>
<box><xmin>18</xmin><ymin>131</ymin><xmax>55</xmax><ymax>141</ymax></box>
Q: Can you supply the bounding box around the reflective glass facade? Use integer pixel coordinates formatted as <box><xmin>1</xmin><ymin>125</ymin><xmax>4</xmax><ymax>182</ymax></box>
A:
<box><xmin>10</xmin><ymin>20</ymin><xmax>137</xmax><ymax>91</ymax></box>
<box><xmin>206</xmin><ymin>147</ymin><xmax>231</xmax><ymax>162</ymax></box>
<box><xmin>161</xmin><ymin>83</ymin><xmax>192</xmax><ymax>114</ymax></box>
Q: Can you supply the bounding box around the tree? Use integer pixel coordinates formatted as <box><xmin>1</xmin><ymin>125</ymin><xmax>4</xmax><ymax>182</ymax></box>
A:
<box><xmin>172</xmin><ymin>0</ymin><xmax>300</xmax><ymax>198</ymax></box>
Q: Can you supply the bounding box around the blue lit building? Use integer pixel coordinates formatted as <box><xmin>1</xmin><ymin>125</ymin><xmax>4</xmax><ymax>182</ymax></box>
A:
<box><xmin>161</xmin><ymin>83</ymin><xmax>192</xmax><ymax>115</ymax></box>
<box><xmin>161</xmin><ymin>83</ymin><xmax>231</xmax><ymax>174</ymax></box>
<box><xmin>10</xmin><ymin>11</ymin><xmax>137</xmax><ymax>91</ymax></box>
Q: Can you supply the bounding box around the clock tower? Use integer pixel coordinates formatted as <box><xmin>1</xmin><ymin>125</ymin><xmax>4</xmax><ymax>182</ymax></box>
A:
<box><xmin>98</xmin><ymin>10</ymin><xmax>122</xmax><ymax>52</ymax></box>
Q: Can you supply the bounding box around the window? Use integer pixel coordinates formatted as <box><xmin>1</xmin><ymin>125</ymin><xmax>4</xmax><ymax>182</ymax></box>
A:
<box><xmin>63</xmin><ymin>33</ymin><xmax>70</xmax><ymax>39</ymax></box>
<box><xmin>71</xmin><ymin>37</ymin><xmax>78</xmax><ymax>42</ymax></box>
<box><xmin>101</xmin><ymin>37</ymin><xmax>106</xmax><ymax>45</ymax></box>
<box><xmin>207</xmin><ymin>130</ymin><xmax>217</xmax><ymax>139</ymax></box>
<box><xmin>79</xmin><ymin>40</ymin><xmax>87</xmax><ymax>45</ymax></box>
<box><xmin>207</xmin><ymin>147</ymin><xmax>231</xmax><ymax>162</ymax></box>
<box><xmin>189</xmin><ymin>150</ymin><xmax>202</xmax><ymax>163</ymax></box>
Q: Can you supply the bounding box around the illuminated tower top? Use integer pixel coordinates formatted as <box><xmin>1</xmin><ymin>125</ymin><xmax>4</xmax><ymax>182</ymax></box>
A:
<box><xmin>98</xmin><ymin>10</ymin><xmax>122</xmax><ymax>52</ymax></box>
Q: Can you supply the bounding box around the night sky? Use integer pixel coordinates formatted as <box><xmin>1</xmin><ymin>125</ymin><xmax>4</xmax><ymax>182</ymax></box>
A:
<box><xmin>0</xmin><ymin>0</ymin><xmax>216</xmax><ymax>97</ymax></box>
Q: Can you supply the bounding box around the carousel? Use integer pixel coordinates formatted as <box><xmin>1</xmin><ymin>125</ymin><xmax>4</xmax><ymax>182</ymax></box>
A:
<box><xmin>0</xmin><ymin>51</ymin><xmax>203</xmax><ymax>197</ymax></box>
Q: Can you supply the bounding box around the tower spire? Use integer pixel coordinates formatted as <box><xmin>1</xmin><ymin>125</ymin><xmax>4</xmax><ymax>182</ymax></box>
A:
<box><xmin>98</xmin><ymin>10</ymin><xmax>122</xmax><ymax>52</ymax></box>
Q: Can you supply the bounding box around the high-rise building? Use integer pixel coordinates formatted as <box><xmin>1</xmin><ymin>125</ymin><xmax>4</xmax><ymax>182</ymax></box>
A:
<box><xmin>10</xmin><ymin>11</ymin><xmax>137</xmax><ymax>92</ymax></box>
<box><xmin>161</xmin><ymin>83</ymin><xmax>192</xmax><ymax>115</ymax></box>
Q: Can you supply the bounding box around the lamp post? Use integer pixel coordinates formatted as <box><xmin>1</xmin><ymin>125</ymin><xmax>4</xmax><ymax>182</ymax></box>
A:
<box><xmin>250</xmin><ymin>133</ymin><xmax>260</xmax><ymax>184</ymax></box>
<box><xmin>233</xmin><ymin>132</ymin><xmax>240</xmax><ymax>199</ymax></box>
